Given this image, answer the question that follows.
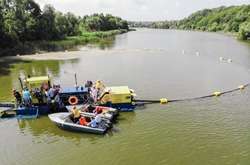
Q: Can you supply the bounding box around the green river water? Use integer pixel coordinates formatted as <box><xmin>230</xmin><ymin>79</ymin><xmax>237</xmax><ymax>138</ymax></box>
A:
<box><xmin>0</xmin><ymin>29</ymin><xmax>250</xmax><ymax>165</ymax></box>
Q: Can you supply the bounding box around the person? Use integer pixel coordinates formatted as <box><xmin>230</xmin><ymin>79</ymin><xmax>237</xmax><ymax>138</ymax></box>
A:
<box><xmin>71</xmin><ymin>106</ymin><xmax>81</xmax><ymax>123</ymax></box>
<box><xmin>88</xmin><ymin>114</ymin><xmax>102</xmax><ymax>128</ymax></box>
<box><xmin>95</xmin><ymin>80</ymin><xmax>105</xmax><ymax>90</ymax></box>
<box><xmin>47</xmin><ymin>85</ymin><xmax>56</xmax><ymax>103</ymax></box>
<box><xmin>94</xmin><ymin>106</ymin><xmax>103</xmax><ymax>115</ymax></box>
<box><xmin>79</xmin><ymin>116</ymin><xmax>88</xmax><ymax>126</ymax></box>
<box><xmin>85</xmin><ymin>80</ymin><xmax>93</xmax><ymax>93</ymax></box>
<box><xmin>94</xmin><ymin>80</ymin><xmax>105</xmax><ymax>98</ymax></box>
<box><xmin>90</xmin><ymin>86</ymin><xmax>98</xmax><ymax>102</ymax></box>
<box><xmin>33</xmin><ymin>88</ymin><xmax>43</xmax><ymax>104</ymax></box>
<box><xmin>12</xmin><ymin>89</ymin><xmax>22</xmax><ymax>105</ymax></box>
<box><xmin>22</xmin><ymin>88</ymin><xmax>32</xmax><ymax>106</ymax></box>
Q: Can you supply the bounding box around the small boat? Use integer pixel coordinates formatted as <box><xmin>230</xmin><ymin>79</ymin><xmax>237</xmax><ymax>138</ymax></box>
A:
<box><xmin>66</xmin><ymin>105</ymin><xmax>118</xmax><ymax>121</ymax></box>
<box><xmin>0</xmin><ymin>106</ymin><xmax>39</xmax><ymax>119</ymax></box>
<box><xmin>16</xmin><ymin>106</ymin><xmax>39</xmax><ymax>119</ymax></box>
<box><xmin>48</xmin><ymin>113</ymin><xmax>109</xmax><ymax>134</ymax></box>
<box><xmin>0</xmin><ymin>108</ymin><xmax>16</xmax><ymax>118</ymax></box>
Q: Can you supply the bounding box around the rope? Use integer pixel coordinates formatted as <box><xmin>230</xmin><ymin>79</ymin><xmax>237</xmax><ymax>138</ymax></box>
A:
<box><xmin>134</xmin><ymin>83</ymin><xmax>250</xmax><ymax>104</ymax></box>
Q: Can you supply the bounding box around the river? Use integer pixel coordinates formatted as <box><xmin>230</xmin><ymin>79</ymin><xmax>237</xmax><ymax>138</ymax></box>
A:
<box><xmin>0</xmin><ymin>29</ymin><xmax>250</xmax><ymax>165</ymax></box>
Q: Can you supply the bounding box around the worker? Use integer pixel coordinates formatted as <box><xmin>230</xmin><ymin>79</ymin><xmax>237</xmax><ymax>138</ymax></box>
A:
<box><xmin>71</xmin><ymin>106</ymin><xmax>81</xmax><ymax>123</ymax></box>
<box><xmin>47</xmin><ymin>85</ymin><xmax>57</xmax><ymax>103</ymax></box>
<box><xmin>94</xmin><ymin>80</ymin><xmax>105</xmax><ymax>98</ymax></box>
<box><xmin>95</xmin><ymin>80</ymin><xmax>105</xmax><ymax>90</ymax></box>
<box><xmin>79</xmin><ymin>116</ymin><xmax>88</xmax><ymax>126</ymax></box>
<box><xmin>33</xmin><ymin>88</ymin><xmax>43</xmax><ymax>104</ymax></box>
<box><xmin>90</xmin><ymin>86</ymin><xmax>98</xmax><ymax>102</ymax></box>
<box><xmin>12</xmin><ymin>89</ymin><xmax>22</xmax><ymax>105</ymax></box>
<box><xmin>85</xmin><ymin>80</ymin><xmax>93</xmax><ymax>92</ymax></box>
<box><xmin>94</xmin><ymin>106</ymin><xmax>103</xmax><ymax>115</ymax></box>
<box><xmin>88</xmin><ymin>114</ymin><xmax>102</xmax><ymax>128</ymax></box>
<box><xmin>22</xmin><ymin>88</ymin><xmax>32</xmax><ymax>106</ymax></box>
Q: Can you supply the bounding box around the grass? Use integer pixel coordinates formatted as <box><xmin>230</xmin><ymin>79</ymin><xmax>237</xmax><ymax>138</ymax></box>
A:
<box><xmin>0</xmin><ymin>29</ymin><xmax>128</xmax><ymax>57</ymax></box>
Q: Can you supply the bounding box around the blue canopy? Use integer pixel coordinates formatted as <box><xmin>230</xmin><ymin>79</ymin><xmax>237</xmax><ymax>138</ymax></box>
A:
<box><xmin>59</xmin><ymin>87</ymin><xmax>88</xmax><ymax>95</ymax></box>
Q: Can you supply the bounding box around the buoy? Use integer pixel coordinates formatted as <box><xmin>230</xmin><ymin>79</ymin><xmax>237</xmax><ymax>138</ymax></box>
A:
<box><xmin>160</xmin><ymin>98</ymin><xmax>168</xmax><ymax>104</ymax></box>
<box><xmin>227</xmin><ymin>59</ymin><xmax>232</xmax><ymax>63</ymax></box>
<box><xmin>219</xmin><ymin>57</ymin><xmax>224</xmax><ymax>61</ymax></box>
<box><xmin>238</xmin><ymin>85</ymin><xmax>245</xmax><ymax>90</ymax></box>
<box><xmin>213</xmin><ymin>91</ymin><xmax>221</xmax><ymax>97</ymax></box>
<box><xmin>196</xmin><ymin>52</ymin><xmax>200</xmax><ymax>56</ymax></box>
<box><xmin>182</xmin><ymin>50</ymin><xmax>185</xmax><ymax>54</ymax></box>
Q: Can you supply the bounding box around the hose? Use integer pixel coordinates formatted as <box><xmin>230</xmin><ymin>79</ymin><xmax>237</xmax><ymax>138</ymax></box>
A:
<box><xmin>134</xmin><ymin>83</ymin><xmax>250</xmax><ymax>105</ymax></box>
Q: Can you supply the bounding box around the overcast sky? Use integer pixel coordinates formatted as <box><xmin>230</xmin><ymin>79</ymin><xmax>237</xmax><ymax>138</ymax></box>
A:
<box><xmin>35</xmin><ymin>0</ymin><xmax>250</xmax><ymax>21</ymax></box>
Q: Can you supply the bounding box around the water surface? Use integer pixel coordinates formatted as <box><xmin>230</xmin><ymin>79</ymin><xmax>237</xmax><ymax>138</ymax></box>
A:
<box><xmin>0</xmin><ymin>29</ymin><xmax>250</xmax><ymax>165</ymax></box>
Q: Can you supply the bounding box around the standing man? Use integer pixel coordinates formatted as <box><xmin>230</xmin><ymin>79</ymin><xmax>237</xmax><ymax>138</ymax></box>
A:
<box><xmin>12</xmin><ymin>89</ymin><xmax>22</xmax><ymax>106</ymax></box>
<box><xmin>22</xmin><ymin>88</ymin><xmax>32</xmax><ymax>107</ymax></box>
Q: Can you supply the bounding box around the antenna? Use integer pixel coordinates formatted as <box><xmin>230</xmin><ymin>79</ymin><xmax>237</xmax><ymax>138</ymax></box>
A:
<box><xmin>18</xmin><ymin>77</ymin><xmax>24</xmax><ymax>90</ymax></box>
<box><xmin>74</xmin><ymin>73</ymin><xmax>78</xmax><ymax>87</ymax></box>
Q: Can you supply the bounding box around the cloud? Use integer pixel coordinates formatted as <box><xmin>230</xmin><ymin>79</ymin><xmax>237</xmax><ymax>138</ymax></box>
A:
<box><xmin>175</xmin><ymin>1</ymin><xmax>181</xmax><ymax>7</ymax></box>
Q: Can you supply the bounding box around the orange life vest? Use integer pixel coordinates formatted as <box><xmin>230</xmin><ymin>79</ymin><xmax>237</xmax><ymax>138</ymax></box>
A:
<box><xmin>79</xmin><ymin>117</ymin><xmax>88</xmax><ymax>126</ymax></box>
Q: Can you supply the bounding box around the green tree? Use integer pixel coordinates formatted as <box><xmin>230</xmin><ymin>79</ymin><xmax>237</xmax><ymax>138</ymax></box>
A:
<box><xmin>239</xmin><ymin>22</ymin><xmax>250</xmax><ymax>40</ymax></box>
<box><xmin>38</xmin><ymin>4</ymin><xmax>57</xmax><ymax>40</ymax></box>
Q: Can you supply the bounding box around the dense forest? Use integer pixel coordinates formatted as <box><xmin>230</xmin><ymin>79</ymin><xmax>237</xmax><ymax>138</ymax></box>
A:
<box><xmin>130</xmin><ymin>5</ymin><xmax>250</xmax><ymax>40</ymax></box>
<box><xmin>0</xmin><ymin>0</ymin><xmax>129</xmax><ymax>55</ymax></box>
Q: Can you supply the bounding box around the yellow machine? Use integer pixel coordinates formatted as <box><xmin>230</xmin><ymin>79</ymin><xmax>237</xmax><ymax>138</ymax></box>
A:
<box><xmin>24</xmin><ymin>76</ymin><xmax>51</xmax><ymax>90</ymax></box>
<box><xmin>23</xmin><ymin>76</ymin><xmax>51</xmax><ymax>104</ymax></box>
<box><xmin>99</xmin><ymin>86</ymin><xmax>136</xmax><ymax>111</ymax></box>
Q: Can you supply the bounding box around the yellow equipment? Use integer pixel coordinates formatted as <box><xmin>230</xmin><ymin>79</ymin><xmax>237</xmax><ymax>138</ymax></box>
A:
<box><xmin>24</xmin><ymin>76</ymin><xmax>51</xmax><ymax>90</ymax></box>
<box><xmin>23</xmin><ymin>76</ymin><xmax>51</xmax><ymax>104</ymax></box>
<box><xmin>100</xmin><ymin>86</ymin><xmax>135</xmax><ymax>104</ymax></box>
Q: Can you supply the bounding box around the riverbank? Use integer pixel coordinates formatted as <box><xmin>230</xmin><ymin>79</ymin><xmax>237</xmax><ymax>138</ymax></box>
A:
<box><xmin>0</xmin><ymin>29</ymin><xmax>128</xmax><ymax>57</ymax></box>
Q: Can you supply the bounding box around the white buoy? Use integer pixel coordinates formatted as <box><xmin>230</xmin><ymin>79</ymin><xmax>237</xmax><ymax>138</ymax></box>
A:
<box><xmin>219</xmin><ymin>57</ymin><xmax>224</xmax><ymax>61</ymax></box>
<box><xmin>182</xmin><ymin>50</ymin><xmax>185</xmax><ymax>54</ymax></box>
<box><xmin>227</xmin><ymin>59</ymin><xmax>232</xmax><ymax>63</ymax></box>
<box><xmin>196</xmin><ymin>51</ymin><xmax>200</xmax><ymax>56</ymax></box>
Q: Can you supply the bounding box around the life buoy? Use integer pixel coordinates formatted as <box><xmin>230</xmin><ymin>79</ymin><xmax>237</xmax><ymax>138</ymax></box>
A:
<box><xmin>68</xmin><ymin>96</ymin><xmax>78</xmax><ymax>105</ymax></box>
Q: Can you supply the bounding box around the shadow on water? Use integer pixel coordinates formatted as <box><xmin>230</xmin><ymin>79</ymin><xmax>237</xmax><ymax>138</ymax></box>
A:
<box><xmin>0</xmin><ymin>58</ymin><xmax>31</xmax><ymax>76</ymax></box>
<box><xmin>16</xmin><ymin>117</ymin><xmax>105</xmax><ymax>145</ymax></box>
<box><xmin>15</xmin><ymin>112</ymin><xmax>137</xmax><ymax>145</ymax></box>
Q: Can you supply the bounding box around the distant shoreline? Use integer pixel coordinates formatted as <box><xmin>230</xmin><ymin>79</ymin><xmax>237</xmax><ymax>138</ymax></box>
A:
<box><xmin>0</xmin><ymin>29</ymin><xmax>129</xmax><ymax>58</ymax></box>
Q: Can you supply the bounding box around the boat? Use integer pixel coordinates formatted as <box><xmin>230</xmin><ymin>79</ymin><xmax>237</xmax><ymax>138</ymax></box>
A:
<box><xmin>0</xmin><ymin>106</ymin><xmax>39</xmax><ymax>119</ymax></box>
<box><xmin>66</xmin><ymin>105</ymin><xmax>118</xmax><ymax>121</ymax></box>
<box><xmin>59</xmin><ymin>86</ymin><xmax>90</xmax><ymax>107</ymax></box>
<box><xmin>48</xmin><ymin>113</ymin><xmax>109</xmax><ymax>134</ymax></box>
<box><xmin>0</xmin><ymin>107</ymin><xmax>16</xmax><ymax>118</ymax></box>
<box><xmin>12</xmin><ymin>75</ymin><xmax>139</xmax><ymax>116</ymax></box>
<box><xmin>16</xmin><ymin>106</ymin><xmax>39</xmax><ymax>119</ymax></box>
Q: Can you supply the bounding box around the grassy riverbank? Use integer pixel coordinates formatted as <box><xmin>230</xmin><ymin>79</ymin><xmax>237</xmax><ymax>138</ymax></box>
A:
<box><xmin>0</xmin><ymin>29</ymin><xmax>128</xmax><ymax>57</ymax></box>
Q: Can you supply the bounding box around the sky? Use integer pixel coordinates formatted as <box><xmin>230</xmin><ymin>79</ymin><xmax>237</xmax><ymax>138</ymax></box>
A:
<box><xmin>35</xmin><ymin>0</ymin><xmax>250</xmax><ymax>21</ymax></box>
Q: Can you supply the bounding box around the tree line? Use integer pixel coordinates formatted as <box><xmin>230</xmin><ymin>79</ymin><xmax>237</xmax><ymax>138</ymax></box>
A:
<box><xmin>0</xmin><ymin>0</ymin><xmax>129</xmax><ymax>49</ymax></box>
<box><xmin>130</xmin><ymin>5</ymin><xmax>250</xmax><ymax>40</ymax></box>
